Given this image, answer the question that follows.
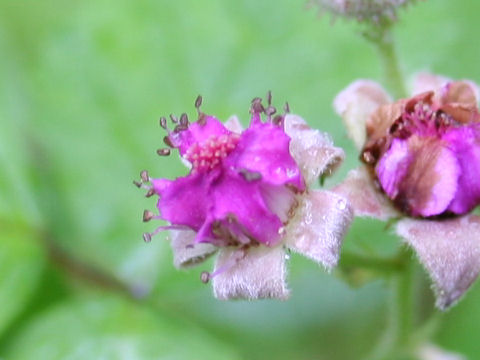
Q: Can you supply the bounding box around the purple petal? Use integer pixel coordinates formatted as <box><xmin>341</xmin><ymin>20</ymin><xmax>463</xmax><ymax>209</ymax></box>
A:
<box><xmin>285</xmin><ymin>190</ymin><xmax>353</xmax><ymax>269</ymax></box>
<box><xmin>212</xmin><ymin>245</ymin><xmax>289</xmax><ymax>300</ymax></box>
<box><xmin>207</xmin><ymin>172</ymin><xmax>284</xmax><ymax>246</ymax></box>
<box><xmin>333</xmin><ymin>167</ymin><xmax>399</xmax><ymax>220</ymax></box>
<box><xmin>224</xmin><ymin>121</ymin><xmax>304</xmax><ymax>190</ymax></box>
<box><xmin>397</xmin><ymin>215</ymin><xmax>480</xmax><ymax>310</ymax></box>
<box><xmin>169</xmin><ymin>115</ymin><xmax>231</xmax><ymax>156</ymax></box>
<box><xmin>169</xmin><ymin>230</ymin><xmax>217</xmax><ymax>269</ymax></box>
<box><xmin>155</xmin><ymin>172</ymin><xmax>214</xmax><ymax>231</ymax></box>
<box><xmin>377</xmin><ymin>136</ymin><xmax>460</xmax><ymax>217</ymax></box>
<box><xmin>334</xmin><ymin>80</ymin><xmax>391</xmax><ymax>149</ymax></box>
<box><xmin>376</xmin><ymin>138</ymin><xmax>410</xmax><ymax>199</ymax></box>
<box><xmin>284</xmin><ymin>114</ymin><xmax>345</xmax><ymax>185</ymax></box>
<box><xmin>443</xmin><ymin>125</ymin><xmax>480</xmax><ymax>214</ymax></box>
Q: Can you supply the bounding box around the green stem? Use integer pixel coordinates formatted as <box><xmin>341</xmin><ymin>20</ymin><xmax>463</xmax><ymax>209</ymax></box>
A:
<box><xmin>389</xmin><ymin>250</ymin><xmax>414</xmax><ymax>350</ymax></box>
<box><xmin>366</xmin><ymin>248</ymin><xmax>415</xmax><ymax>360</ymax></box>
<box><xmin>366</xmin><ymin>23</ymin><xmax>407</xmax><ymax>99</ymax></box>
<box><xmin>340</xmin><ymin>250</ymin><xmax>404</xmax><ymax>274</ymax></box>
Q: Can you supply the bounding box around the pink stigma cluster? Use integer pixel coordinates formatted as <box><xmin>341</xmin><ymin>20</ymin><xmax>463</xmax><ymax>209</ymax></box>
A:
<box><xmin>185</xmin><ymin>133</ymin><xmax>240</xmax><ymax>173</ymax></box>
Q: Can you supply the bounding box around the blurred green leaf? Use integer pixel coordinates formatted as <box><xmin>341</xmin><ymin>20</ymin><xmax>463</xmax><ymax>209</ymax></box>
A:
<box><xmin>5</xmin><ymin>296</ymin><xmax>240</xmax><ymax>360</ymax></box>
<box><xmin>0</xmin><ymin>224</ymin><xmax>45</xmax><ymax>337</ymax></box>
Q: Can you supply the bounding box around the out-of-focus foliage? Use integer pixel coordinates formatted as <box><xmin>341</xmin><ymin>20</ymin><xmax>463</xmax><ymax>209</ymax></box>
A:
<box><xmin>5</xmin><ymin>296</ymin><xmax>240</xmax><ymax>360</ymax></box>
<box><xmin>0</xmin><ymin>0</ymin><xmax>479</xmax><ymax>359</ymax></box>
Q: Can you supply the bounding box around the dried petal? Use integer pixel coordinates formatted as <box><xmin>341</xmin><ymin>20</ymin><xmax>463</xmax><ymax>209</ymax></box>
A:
<box><xmin>285</xmin><ymin>190</ymin><xmax>353</xmax><ymax>269</ymax></box>
<box><xmin>170</xmin><ymin>230</ymin><xmax>217</xmax><ymax>269</ymax></box>
<box><xmin>411</xmin><ymin>72</ymin><xmax>450</xmax><ymax>96</ymax></box>
<box><xmin>397</xmin><ymin>215</ymin><xmax>480</xmax><ymax>310</ymax></box>
<box><xmin>212</xmin><ymin>245</ymin><xmax>289</xmax><ymax>300</ymax></box>
<box><xmin>333</xmin><ymin>167</ymin><xmax>399</xmax><ymax>220</ymax></box>
<box><xmin>334</xmin><ymin>80</ymin><xmax>391</xmax><ymax>149</ymax></box>
<box><xmin>284</xmin><ymin>114</ymin><xmax>345</xmax><ymax>184</ymax></box>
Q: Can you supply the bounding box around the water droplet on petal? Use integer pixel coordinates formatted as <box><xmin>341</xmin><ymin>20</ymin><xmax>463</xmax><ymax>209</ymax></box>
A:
<box><xmin>337</xmin><ymin>198</ymin><xmax>347</xmax><ymax>210</ymax></box>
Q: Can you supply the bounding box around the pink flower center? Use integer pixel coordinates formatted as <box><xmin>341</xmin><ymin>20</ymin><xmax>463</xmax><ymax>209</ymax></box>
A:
<box><xmin>391</xmin><ymin>102</ymin><xmax>454</xmax><ymax>139</ymax></box>
<box><xmin>185</xmin><ymin>133</ymin><xmax>240</xmax><ymax>173</ymax></box>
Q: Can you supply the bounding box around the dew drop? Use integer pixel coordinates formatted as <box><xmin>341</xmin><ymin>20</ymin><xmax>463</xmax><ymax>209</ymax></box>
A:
<box><xmin>337</xmin><ymin>198</ymin><xmax>347</xmax><ymax>210</ymax></box>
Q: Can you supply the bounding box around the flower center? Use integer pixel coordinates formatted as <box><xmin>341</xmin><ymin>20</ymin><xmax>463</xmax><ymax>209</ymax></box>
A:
<box><xmin>390</xmin><ymin>102</ymin><xmax>455</xmax><ymax>139</ymax></box>
<box><xmin>185</xmin><ymin>133</ymin><xmax>240</xmax><ymax>173</ymax></box>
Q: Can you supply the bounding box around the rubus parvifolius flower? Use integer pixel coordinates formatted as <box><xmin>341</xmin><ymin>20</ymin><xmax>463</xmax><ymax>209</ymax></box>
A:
<box><xmin>333</xmin><ymin>73</ymin><xmax>480</xmax><ymax>309</ymax></box>
<box><xmin>135</xmin><ymin>94</ymin><xmax>353</xmax><ymax>300</ymax></box>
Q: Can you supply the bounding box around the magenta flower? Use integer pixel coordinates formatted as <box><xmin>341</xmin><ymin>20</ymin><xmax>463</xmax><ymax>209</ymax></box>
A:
<box><xmin>137</xmin><ymin>95</ymin><xmax>353</xmax><ymax>300</ymax></box>
<box><xmin>312</xmin><ymin>0</ymin><xmax>413</xmax><ymax>23</ymax></box>
<box><xmin>334</xmin><ymin>73</ymin><xmax>480</xmax><ymax>309</ymax></box>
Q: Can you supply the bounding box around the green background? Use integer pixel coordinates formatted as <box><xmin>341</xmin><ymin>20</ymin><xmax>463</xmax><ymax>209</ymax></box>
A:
<box><xmin>0</xmin><ymin>0</ymin><xmax>478</xmax><ymax>359</ymax></box>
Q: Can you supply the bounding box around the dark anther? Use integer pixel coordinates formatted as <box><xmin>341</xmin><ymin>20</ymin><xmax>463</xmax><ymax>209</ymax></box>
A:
<box><xmin>140</xmin><ymin>170</ymin><xmax>149</xmax><ymax>182</ymax></box>
<box><xmin>226</xmin><ymin>214</ymin><xmax>237</xmax><ymax>224</ymax></box>
<box><xmin>362</xmin><ymin>151</ymin><xmax>376</xmax><ymax>164</ymax></box>
<box><xmin>195</xmin><ymin>95</ymin><xmax>203</xmax><ymax>109</ymax></box>
<box><xmin>200</xmin><ymin>271</ymin><xmax>210</xmax><ymax>284</ymax></box>
<box><xmin>198</xmin><ymin>112</ymin><xmax>207</xmax><ymax>126</ymax></box>
<box><xmin>156</xmin><ymin>148</ymin><xmax>171</xmax><ymax>156</ymax></box>
<box><xmin>159</xmin><ymin>116</ymin><xmax>167</xmax><ymax>129</ymax></box>
<box><xmin>143</xmin><ymin>210</ymin><xmax>154</xmax><ymax>222</ymax></box>
<box><xmin>169</xmin><ymin>114</ymin><xmax>178</xmax><ymax>124</ymax></box>
<box><xmin>174</xmin><ymin>124</ymin><xmax>188</xmax><ymax>133</ymax></box>
<box><xmin>163</xmin><ymin>135</ymin><xmax>174</xmax><ymax>148</ymax></box>
<box><xmin>272</xmin><ymin>115</ymin><xmax>284</xmax><ymax>126</ymax></box>
<box><xmin>240</xmin><ymin>169</ymin><xmax>262</xmax><ymax>182</ymax></box>
<box><xmin>265</xmin><ymin>106</ymin><xmax>276</xmax><ymax>116</ymax></box>
<box><xmin>251</xmin><ymin>97</ymin><xmax>264</xmax><ymax>114</ymax></box>
<box><xmin>145</xmin><ymin>188</ymin><xmax>155</xmax><ymax>198</ymax></box>
<box><xmin>133</xmin><ymin>180</ymin><xmax>142</xmax><ymax>188</ymax></box>
<box><xmin>180</xmin><ymin>113</ymin><xmax>189</xmax><ymax>126</ymax></box>
<box><xmin>284</xmin><ymin>102</ymin><xmax>290</xmax><ymax>113</ymax></box>
<box><xmin>267</xmin><ymin>90</ymin><xmax>272</xmax><ymax>105</ymax></box>
<box><xmin>143</xmin><ymin>233</ymin><xmax>152</xmax><ymax>243</ymax></box>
